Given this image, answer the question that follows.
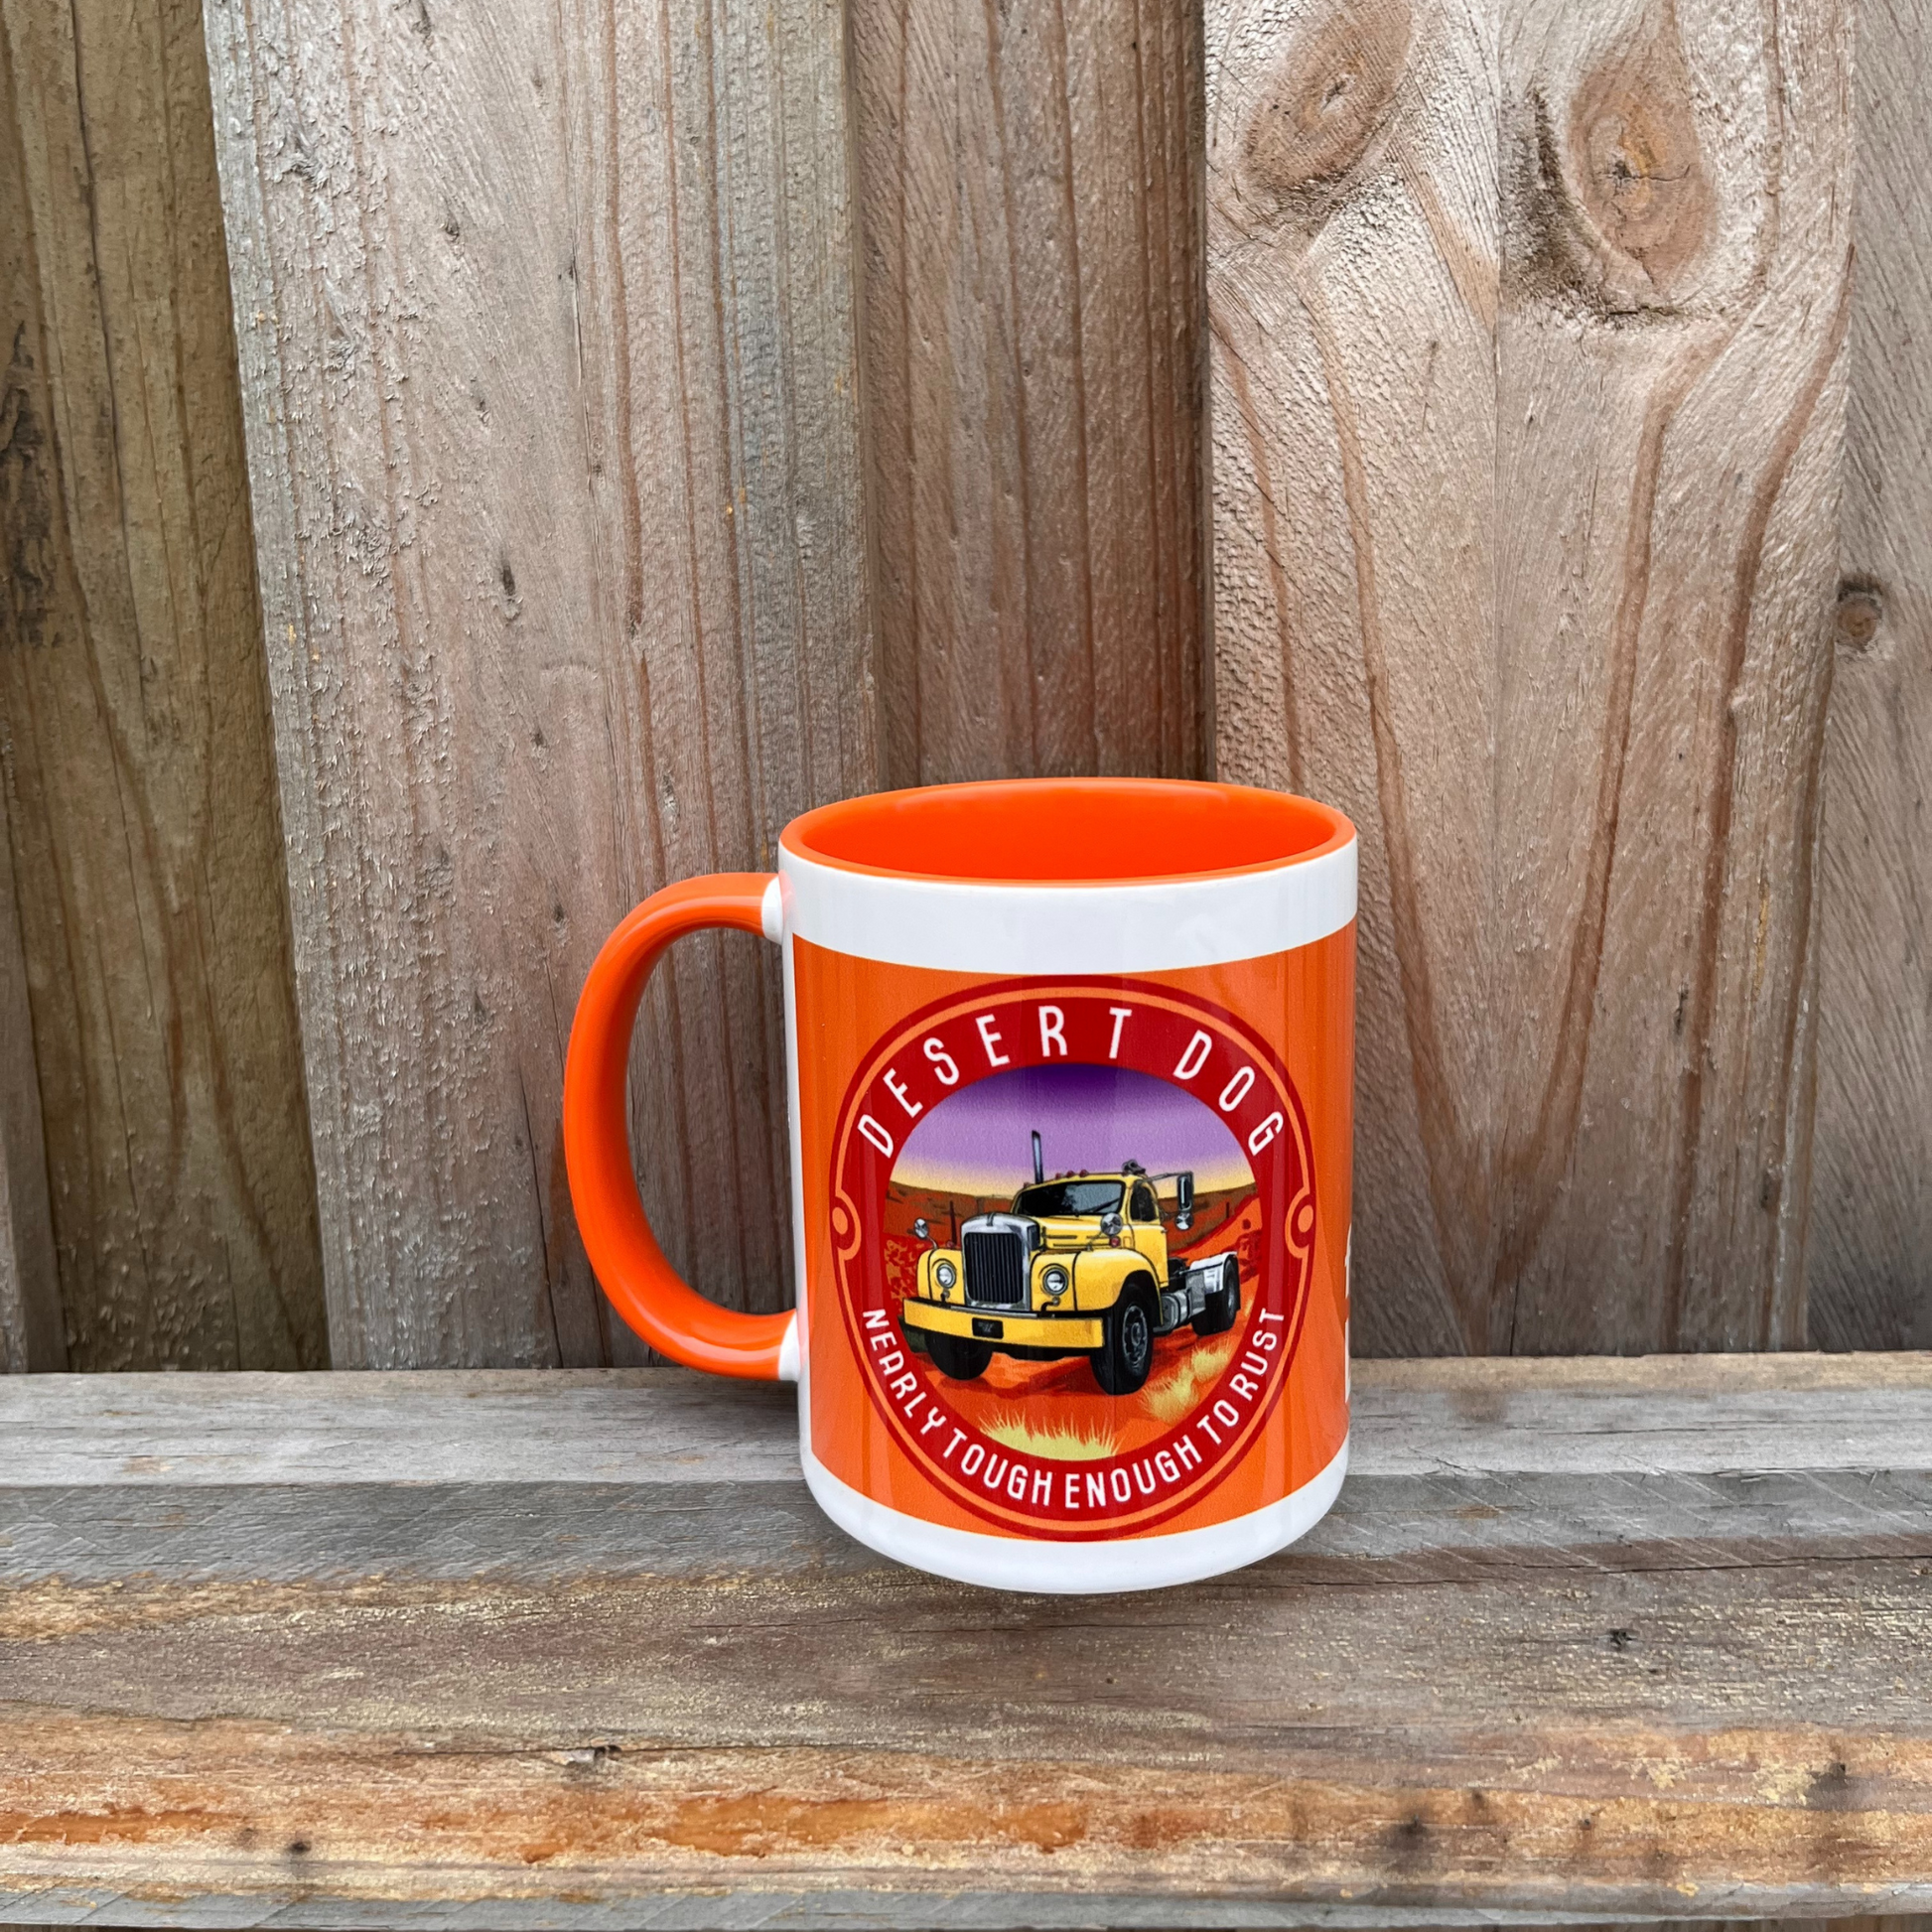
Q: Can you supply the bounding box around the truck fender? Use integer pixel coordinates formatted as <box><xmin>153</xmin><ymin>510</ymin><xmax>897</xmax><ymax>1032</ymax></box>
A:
<box><xmin>1190</xmin><ymin>1252</ymin><xmax>1237</xmax><ymax>1293</ymax></box>
<box><xmin>1071</xmin><ymin>1249</ymin><xmax>1147</xmax><ymax>1313</ymax></box>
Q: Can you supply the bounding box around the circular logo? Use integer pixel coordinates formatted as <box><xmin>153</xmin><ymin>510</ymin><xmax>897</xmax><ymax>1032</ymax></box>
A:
<box><xmin>828</xmin><ymin>980</ymin><xmax>1316</xmax><ymax>1538</ymax></box>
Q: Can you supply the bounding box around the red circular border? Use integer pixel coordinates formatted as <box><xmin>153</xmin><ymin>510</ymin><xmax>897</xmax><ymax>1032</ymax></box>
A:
<box><xmin>826</xmin><ymin>976</ymin><xmax>1317</xmax><ymax>1539</ymax></box>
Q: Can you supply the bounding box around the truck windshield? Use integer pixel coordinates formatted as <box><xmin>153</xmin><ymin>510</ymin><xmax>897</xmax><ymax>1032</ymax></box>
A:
<box><xmin>1014</xmin><ymin>1179</ymin><xmax>1124</xmax><ymax>1217</ymax></box>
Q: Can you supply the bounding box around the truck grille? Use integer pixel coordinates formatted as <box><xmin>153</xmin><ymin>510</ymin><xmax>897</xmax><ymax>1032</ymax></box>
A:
<box><xmin>963</xmin><ymin>1229</ymin><xmax>1029</xmax><ymax>1308</ymax></box>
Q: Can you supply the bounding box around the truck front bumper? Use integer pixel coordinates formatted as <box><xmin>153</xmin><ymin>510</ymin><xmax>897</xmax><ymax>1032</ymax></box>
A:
<box><xmin>900</xmin><ymin>1298</ymin><xmax>1104</xmax><ymax>1352</ymax></box>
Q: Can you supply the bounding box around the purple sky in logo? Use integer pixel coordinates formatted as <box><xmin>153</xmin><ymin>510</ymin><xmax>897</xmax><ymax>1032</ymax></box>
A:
<box><xmin>894</xmin><ymin>1063</ymin><xmax>1252</xmax><ymax>1197</ymax></box>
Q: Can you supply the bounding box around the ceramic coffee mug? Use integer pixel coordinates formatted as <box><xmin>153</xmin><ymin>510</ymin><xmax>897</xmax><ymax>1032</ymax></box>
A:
<box><xmin>564</xmin><ymin>778</ymin><xmax>1356</xmax><ymax>1591</ymax></box>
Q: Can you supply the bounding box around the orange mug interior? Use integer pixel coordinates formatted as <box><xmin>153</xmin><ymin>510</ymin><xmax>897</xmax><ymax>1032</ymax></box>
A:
<box><xmin>782</xmin><ymin>778</ymin><xmax>1352</xmax><ymax>885</ymax></box>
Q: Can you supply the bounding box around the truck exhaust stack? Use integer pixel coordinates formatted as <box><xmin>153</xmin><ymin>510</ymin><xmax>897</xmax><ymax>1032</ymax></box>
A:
<box><xmin>1031</xmin><ymin>1130</ymin><xmax>1043</xmax><ymax>1184</ymax></box>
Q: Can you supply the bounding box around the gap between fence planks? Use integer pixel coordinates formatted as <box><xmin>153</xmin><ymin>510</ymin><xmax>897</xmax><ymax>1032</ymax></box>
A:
<box><xmin>3</xmin><ymin>1352</ymin><xmax>1930</xmax><ymax>1926</ymax></box>
<box><xmin>0</xmin><ymin>771</ymin><xmax>59</xmax><ymax>1371</ymax></box>
<box><xmin>203</xmin><ymin>0</ymin><xmax>876</xmax><ymax>1367</ymax></box>
<box><xmin>1208</xmin><ymin>0</ymin><xmax>1855</xmax><ymax>1355</ymax></box>
<box><xmin>0</xmin><ymin>0</ymin><xmax>324</xmax><ymax>1372</ymax></box>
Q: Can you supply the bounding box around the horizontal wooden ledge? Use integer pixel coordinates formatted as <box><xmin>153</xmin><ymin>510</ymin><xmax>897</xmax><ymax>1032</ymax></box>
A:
<box><xmin>3</xmin><ymin>1354</ymin><xmax>1930</xmax><ymax>1928</ymax></box>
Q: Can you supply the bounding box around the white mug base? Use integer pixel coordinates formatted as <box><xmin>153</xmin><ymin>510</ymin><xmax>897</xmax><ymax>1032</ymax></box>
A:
<box><xmin>798</xmin><ymin>1431</ymin><xmax>1349</xmax><ymax>1593</ymax></box>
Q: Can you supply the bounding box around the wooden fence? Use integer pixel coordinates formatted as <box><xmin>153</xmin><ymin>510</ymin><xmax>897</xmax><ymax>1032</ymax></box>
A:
<box><xmin>1</xmin><ymin>0</ymin><xmax>1926</xmax><ymax>1377</ymax></box>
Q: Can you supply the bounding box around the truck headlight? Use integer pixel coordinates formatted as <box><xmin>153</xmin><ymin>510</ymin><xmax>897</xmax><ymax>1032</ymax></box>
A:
<box><xmin>1041</xmin><ymin>1264</ymin><xmax>1069</xmax><ymax>1301</ymax></box>
<box><xmin>933</xmin><ymin>1258</ymin><xmax>957</xmax><ymax>1294</ymax></box>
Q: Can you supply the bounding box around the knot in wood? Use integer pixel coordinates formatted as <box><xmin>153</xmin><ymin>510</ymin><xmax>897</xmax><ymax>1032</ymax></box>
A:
<box><xmin>1574</xmin><ymin>93</ymin><xmax>1708</xmax><ymax>284</ymax></box>
<box><xmin>1239</xmin><ymin>0</ymin><xmax>1411</xmax><ymax>208</ymax></box>
<box><xmin>1552</xmin><ymin>16</ymin><xmax>1713</xmax><ymax>306</ymax></box>
<box><xmin>1835</xmin><ymin>580</ymin><xmax>1884</xmax><ymax>651</ymax></box>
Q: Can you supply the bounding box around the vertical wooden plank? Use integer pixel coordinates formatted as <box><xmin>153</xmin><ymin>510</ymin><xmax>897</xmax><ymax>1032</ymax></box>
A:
<box><xmin>1494</xmin><ymin>0</ymin><xmax>1851</xmax><ymax>1352</ymax></box>
<box><xmin>1809</xmin><ymin>0</ymin><xmax>1932</xmax><ymax>1349</ymax></box>
<box><xmin>0</xmin><ymin>0</ymin><xmax>325</xmax><ymax>1369</ymax></box>
<box><xmin>1208</xmin><ymin>0</ymin><xmax>1502</xmax><ymax>1356</ymax></box>
<box><xmin>204</xmin><ymin>0</ymin><xmax>876</xmax><ymax>1365</ymax></box>
<box><xmin>851</xmin><ymin>0</ymin><xmax>1209</xmax><ymax>786</ymax></box>
<box><xmin>0</xmin><ymin>774</ymin><xmax>62</xmax><ymax>1371</ymax></box>
<box><xmin>1210</xmin><ymin>0</ymin><xmax>1853</xmax><ymax>1353</ymax></box>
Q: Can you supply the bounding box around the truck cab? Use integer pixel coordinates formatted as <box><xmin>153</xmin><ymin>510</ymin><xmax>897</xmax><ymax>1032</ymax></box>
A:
<box><xmin>898</xmin><ymin>1149</ymin><xmax>1241</xmax><ymax>1397</ymax></box>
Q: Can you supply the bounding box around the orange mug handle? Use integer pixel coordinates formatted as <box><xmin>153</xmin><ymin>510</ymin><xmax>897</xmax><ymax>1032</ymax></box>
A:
<box><xmin>563</xmin><ymin>872</ymin><xmax>794</xmax><ymax>1379</ymax></box>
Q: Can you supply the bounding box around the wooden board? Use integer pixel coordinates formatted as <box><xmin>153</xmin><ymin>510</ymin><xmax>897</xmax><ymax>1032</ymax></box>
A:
<box><xmin>1808</xmin><ymin>0</ymin><xmax>1932</xmax><ymax>1349</ymax></box>
<box><xmin>203</xmin><ymin>0</ymin><xmax>876</xmax><ymax>1366</ymax></box>
<box><xmin>4</xmin><ymin>1353</ymin><xmax>1930</xmax><ymax>1924</ymax></box>
<box><xmin>850</xmin><ymin>0</ymin><xmax>1208</xmax><ymax>785</ymax></box>
<box><xmin>1208</xmin><ymin>0</ymin><xmax>1854</xmax><ymax>1353</ymax></box>
<box><xmin>1206</xmin><ymin>0</ymin><xmax>1501</xmax><ymax>1356</ymax></box>
<box><xmin>0</xmin><ymin>0</ymin><xmax>324</xmax><ymax>1370</ymax></box>
<box><xmin>0</xmin><ymin>772</ymin><xmax>60</xmax><ymax>1372</ymax></box>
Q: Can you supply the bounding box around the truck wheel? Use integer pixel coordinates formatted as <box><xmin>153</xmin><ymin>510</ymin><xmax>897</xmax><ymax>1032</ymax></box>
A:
<box><xmin>1091</xmin><ymin>1282</ymin><xmax>1156</xmax><ymax>1396</ymax></box>
<box><xmin>1192</xmin><ymin>1256</ymin><xmax>1241</xmax><ymax>1336</ymax></box>
<box><xmin>927</xmin><ymin>1332</ymin><xmax>993</xmax><ymax>1381</ymax></box>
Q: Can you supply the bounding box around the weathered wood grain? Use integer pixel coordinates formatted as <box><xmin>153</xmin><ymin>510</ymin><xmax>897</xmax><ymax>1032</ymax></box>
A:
<box><xmin>0</xmin><ymin>0</ymin><xmax>324</xmax><ymax>1369</ymax></box>
<box><xmin>0</xmin><ymin>774</ymin><xmax>59</xmax><ymax>1372</ymax></box>
<box><xmin>10</xmin><ymin>1912</ymin><xmax>1899</xmax><ymax>1932</ymax></box>
<box><xmin>7</xmin><ymin>1354</ymin><xmax>1932</xmax><ymax>1584</ymax></box>
<box><xmin>1809</xmin><ymin>0</ymin><xmax>1932</xmax><ymax>1349</ymax></box>
<box><xmin>1209</xmin><ymin>0</ymin><xmax>1854</xmax><ymax>1353</ymax></box>
<box><xmin>3</xmin><ymin>1356</ymin><xmax>1929</xmax><ymax>1923</ymax></box>
<box><xmin>203</xmin><ymin>0</ymin><xmax>876</xmax><ymax>1366</ymax></box>
<box><xmin>850</xmin><ymin>0</ymin><xmax>1208</xmax><ymax>784</ymax></box>
<box><xmin>1493</xmin><ymin>0</ymin><xmax>1852</xmax><ymax>1355</ymax></box>
<box><xmin>1207</xmin><ymin>0</ymin><xmax>1501</xmax><ymax>1356</ymax></box>
<box><xmin>14</xmin><ymin>1348</ymin><xmax>1932</xmax><ymax>1490</ymax></box>
<box><xmin>6</xmin><ymin>1912</ymin><xmax>1920</xmax><ymax>1932</ymax></box>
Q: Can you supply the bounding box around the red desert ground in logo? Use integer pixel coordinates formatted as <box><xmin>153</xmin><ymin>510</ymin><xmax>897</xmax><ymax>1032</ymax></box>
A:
<box><xmin>828</xmin><ymin>980</ymin><xmax>1315</xmax><ymax>1537</ymax></box>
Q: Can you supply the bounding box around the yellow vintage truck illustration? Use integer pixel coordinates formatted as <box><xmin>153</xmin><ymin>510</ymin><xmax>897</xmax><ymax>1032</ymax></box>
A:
<box><xmin>899</xmin><ymin>1132</ymin><xmax>1242</xmax><ymax>1396</ymax></box>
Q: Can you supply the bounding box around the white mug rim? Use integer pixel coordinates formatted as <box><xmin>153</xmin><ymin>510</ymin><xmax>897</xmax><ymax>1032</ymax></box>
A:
<box><xmin>777</xmin><ymin>779</ymin><xmax>1357</xmax><ymax>978</ymax></box>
